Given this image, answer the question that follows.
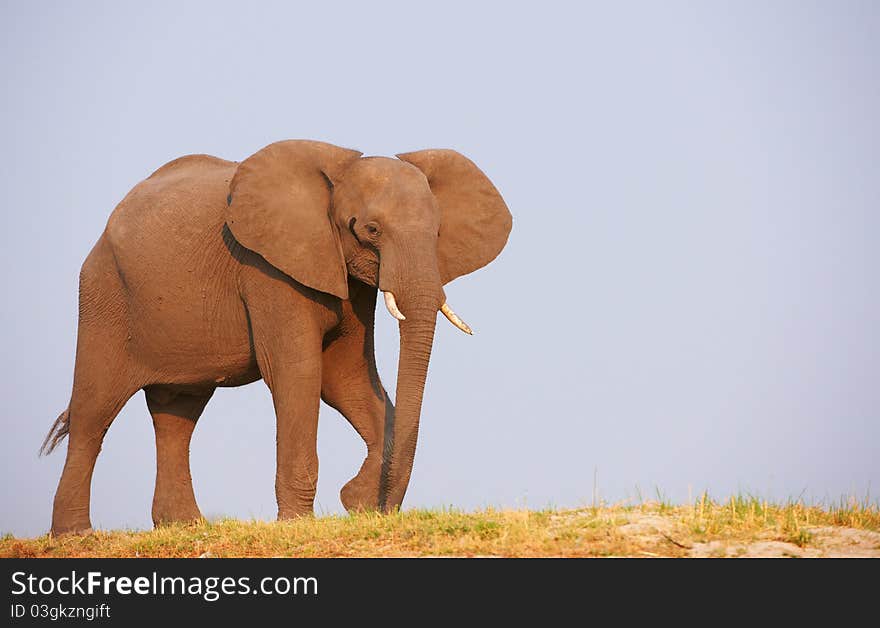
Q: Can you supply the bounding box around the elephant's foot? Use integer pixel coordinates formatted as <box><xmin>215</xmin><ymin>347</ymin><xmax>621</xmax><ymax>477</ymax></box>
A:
<box><xmin>52</xmin><ymin>527</ymin><xmax>94</xmax><ymax>537</ymax></box>
<box><xmin>277</xmin><ymin>507</ymin><xmax>314</xmax><ymax>520</ymax></box>
<box><xmin>152</xmin><ymin>492</ymin><xmax>204</xmax><ymax>528</ymax></box>
<box><xmin>152</xmin><ymin>505</ymin><xmax>203</xmax><ymax>528</ymax></box>
<box><xmin>51</xmin><ymin>519</ymin><xmax>94</xmax><ymax>537</ymax></box>
<box><xmin>276</xmin><ymin>488</ymin><xmax>317</xmax><ymax>520</ymax></box>
<box><xmin>340</xmin><ymin>466</ymin><xmax>381</xmax><ymax>512</ymax></box>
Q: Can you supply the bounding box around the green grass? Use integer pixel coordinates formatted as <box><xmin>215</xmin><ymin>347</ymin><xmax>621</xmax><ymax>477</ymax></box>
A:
<box><xmin>3</xmin><ymin>495</ymin><xmax>878</xmax><ymax>558</ymax></box>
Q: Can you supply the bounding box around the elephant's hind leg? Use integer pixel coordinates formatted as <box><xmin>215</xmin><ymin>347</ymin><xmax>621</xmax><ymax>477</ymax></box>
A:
<box><xmin>51</xmin><ymin>332</ymin><xmax>142</xmax><ymax>535</ymax></box>
<box><xmin>51</xmin><ymin>238</ymin><xmax>144</xmax><ymax>536</ymax></box>
<box><xmin>146</xmin><ymin>386</ymin><xmax>214</xmax><ymax>527</ymax></box>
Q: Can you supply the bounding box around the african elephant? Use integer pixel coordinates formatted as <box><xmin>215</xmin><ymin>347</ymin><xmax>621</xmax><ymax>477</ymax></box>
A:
<box><xmin>42</xmin><ymin>140</ymin><xmax>511</xmax><ymax>535</ymax></box>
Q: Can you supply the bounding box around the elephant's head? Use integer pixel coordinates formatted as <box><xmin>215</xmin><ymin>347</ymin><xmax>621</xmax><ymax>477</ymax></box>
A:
<box><xmin>225</xmin><ymin>140</ymin><xmax>512</xmax><ymax>511</ymax></box>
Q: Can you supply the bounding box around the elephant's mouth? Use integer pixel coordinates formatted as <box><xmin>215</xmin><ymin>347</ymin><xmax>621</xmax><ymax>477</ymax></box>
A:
<box><xmin>381</xmin><ymin>290</ymin><xmax>473</xmax><ymax>335</ymax></box>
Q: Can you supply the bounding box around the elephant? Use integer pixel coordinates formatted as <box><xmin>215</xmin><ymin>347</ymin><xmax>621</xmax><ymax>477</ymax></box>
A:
<box><xmin>41</xmin><ymin>139</ymin><xmax>511</xmax><ymax>535</ymax></box>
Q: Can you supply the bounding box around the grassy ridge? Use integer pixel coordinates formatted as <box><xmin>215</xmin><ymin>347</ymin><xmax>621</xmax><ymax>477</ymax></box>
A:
<box><xmin>3</xmin><ymin>496</ymin><xmax>879</xmax><ymax>558</ymax></box>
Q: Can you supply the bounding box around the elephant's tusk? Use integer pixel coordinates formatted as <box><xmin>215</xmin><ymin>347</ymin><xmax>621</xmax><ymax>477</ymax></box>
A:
<box><xmin>383</xmin><ymin>291</ymin><xmax>406</xmax><ymax>321</ymax></box>
<box><xmin>440</xmin><ymin>302</ymin><xmax>473</xmax><ymax>335</ymax></box>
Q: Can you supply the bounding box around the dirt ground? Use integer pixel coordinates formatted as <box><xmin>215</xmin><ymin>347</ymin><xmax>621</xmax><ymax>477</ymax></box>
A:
<box><xmin>612</xmin><ymin>512</ymin><xmax>880</xmax><ymax>558</ymax></box>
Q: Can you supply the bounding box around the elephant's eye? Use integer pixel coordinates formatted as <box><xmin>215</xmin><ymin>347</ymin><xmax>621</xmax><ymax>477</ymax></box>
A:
<box><xmin>364</xmin><ymin>222</ymin><xmax>380</xmax><ymax>237</ymax></box>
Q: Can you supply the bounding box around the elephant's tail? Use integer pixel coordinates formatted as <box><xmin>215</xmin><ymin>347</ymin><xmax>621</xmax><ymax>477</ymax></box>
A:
<box><xmin>39</xmin><ymin>408</ymin><xmax>70</xmax><ymax>456</ymax></box>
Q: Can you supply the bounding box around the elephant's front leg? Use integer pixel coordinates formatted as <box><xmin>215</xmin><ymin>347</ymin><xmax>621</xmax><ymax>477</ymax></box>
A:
<box><xmin>266</xmin><ymin>351</ymin><xmax>324</xmax><ymax>518</ymax></box>
<box><xmin>248</xmin><ymin>296</ymin><xmax>328</xmax><ymax>519</ymax></box>
<box><xmin>322</xmin><ymin>378</ymin><xmax>392</xmax><ymax>512</ymax></box>
<box><xmin>321</xmin><ymin>284</ymin><xmax>391</xmax><ymax>512</ymax></box>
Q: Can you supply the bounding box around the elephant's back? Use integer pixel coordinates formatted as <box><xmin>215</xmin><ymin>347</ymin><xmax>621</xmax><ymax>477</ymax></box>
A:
<box><xmin>101</xmin><ymin>154</ymin><xmax>255</xmax><ymax>382</ymax></box>
<box><xmin>146</xmin><ymin>153</ymin><xmax>235</xmax><ymax>181</ymax></box>
<box><xmin>107</xmin><ymin>154</ymin><xmax>236</xmax><ymax>245</ymax></box>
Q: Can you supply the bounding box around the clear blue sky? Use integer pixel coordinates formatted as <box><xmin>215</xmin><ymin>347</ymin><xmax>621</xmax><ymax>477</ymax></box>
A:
<box><xmin>2</xmin><ymin>1</ymin><xmax>878</xmax><ymax>536</ymax></box>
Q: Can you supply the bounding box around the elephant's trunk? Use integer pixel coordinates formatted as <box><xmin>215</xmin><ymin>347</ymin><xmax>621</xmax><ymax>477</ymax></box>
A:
<box><xmin>379</xmin><ymin>287</ymin><xmax>440</xmax><ymax>512</ymax></box>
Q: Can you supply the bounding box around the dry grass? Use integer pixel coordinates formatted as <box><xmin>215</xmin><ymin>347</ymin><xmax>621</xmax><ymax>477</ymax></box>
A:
<box><xmin>3</xmin><ymin>495</ymin><xmax>878</xmax><ymax>558</ymax></box>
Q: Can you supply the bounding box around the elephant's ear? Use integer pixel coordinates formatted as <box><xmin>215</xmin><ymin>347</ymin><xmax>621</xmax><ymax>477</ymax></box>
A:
<box><xmin>226</xmin><ymin>140</ymin><xmax>362</xmax><ymax>299</ymax></box>
<box><xmin>396</xmin><ymin>149</ymin><xmax>512</xmax><ymax>285</ymax></box>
